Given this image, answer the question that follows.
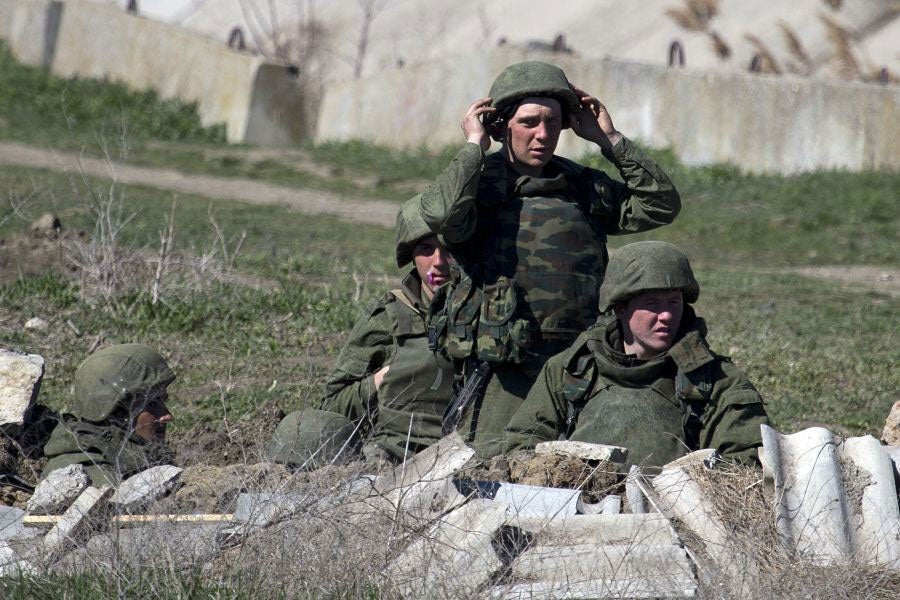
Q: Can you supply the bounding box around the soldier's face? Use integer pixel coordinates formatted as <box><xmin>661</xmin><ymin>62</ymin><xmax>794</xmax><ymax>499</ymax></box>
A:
<box><xmin>616</xmin><ymin>290</ymin><xmax>684</xmax><ymax>359</ymax></box>
<box><xmin>413</xmin><ymin>235</ymin><xmax>451</xmax><ymax>298</ymax></box>
<box><xmin>132</xmin><ymin>392</ymin><xmax>173</xmax><ymax>442</ymax></box>
<box><xmin>503</xmin><ymin>97</ymin><xmax>563</xmax><ymax>176</ymax></box>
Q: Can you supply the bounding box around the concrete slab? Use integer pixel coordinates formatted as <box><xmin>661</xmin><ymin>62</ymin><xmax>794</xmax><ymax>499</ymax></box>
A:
<box><xmin>27</xmin><ymin>463</ymin><xmax>90</xmax><ymax>515</ymax></box>
<box><xmin>389</xmin><ymin>498</ymin><xmax>510</xmax><ymax>599</ymax></box>
<box><xmin>576</xmin><ymin>494</ymin><xmax>621</xmax><ymax>515</ymax></box>
<box><xmin>0</xmin><ymin>348</ymin><xmax>44</xmax><ymax>429</ymax></box>
<box><xmin>110</xmin><ymin>465</ymin><xmax>182</xmax><ymax>512</ymax></box>
<box><xmin>535</xmin><ymin>441</ymin><xmax>628</xmax><ymax>464</ymax></box>
<box><xmin>455</xmin><ymin>479</ymin><xmax>579</xmax><ymax>518</ymax></box>
<box><xmin>509</xmin><ymin>513</ymin><xmax>676</xmax><ymax>547</ymax></box>
<box><xmin>487</xmin><ymin>575</ymin><xmax>697</xmax><ymax>599</ymax></box>
<box><xmin>372</xmin><ymin>432</ymin><xmax>474</xmax><ymax>496</ymax></box>
<box><xmin>43</xmin><ymin>485</ymin><xmax>113</xmax><ymax>559</ymax></box>
<box><xmin>625</xmin><ymin>465</ymin><xmax>646</xmax><ymax>513</ymax></box>
<box><xmin>509</xmin><ymin>543</ymin><xmax>695</xmax><ymax>586</ymax></box>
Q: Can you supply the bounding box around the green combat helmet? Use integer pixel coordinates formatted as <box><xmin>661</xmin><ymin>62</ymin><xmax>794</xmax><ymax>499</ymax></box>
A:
<box><xmin>266</xmin><ymin>409</ymin><xmax>358</xmax><ymax>468</ymax></box>
<box><xmin>72</xmin><ymin>344</ymin><xmax>176</xmax><ymax>422</ymax></box>
<box><xmin>598</xmin><ymin>241</ymin><xmax>700</xmax><ymax>312</ymax></box>
<box><xmin>486</xmin><ymin>61</ymin><xmax>581</xmax><ymax>133</ymax></box>
<box><xmin>394</xmin><ymin>194</ymin><xmax>433</xmax><ymax>268</ymax></box>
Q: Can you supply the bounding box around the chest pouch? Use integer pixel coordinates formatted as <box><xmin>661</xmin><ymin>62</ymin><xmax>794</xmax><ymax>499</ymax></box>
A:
<box><xmin>475</xmin><ymin>276</ymin><xmax>531</xmax><ymax>363</ymax></box>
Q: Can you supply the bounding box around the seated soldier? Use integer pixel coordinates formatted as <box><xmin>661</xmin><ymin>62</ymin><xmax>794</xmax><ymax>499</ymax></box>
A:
<box><xmin>42</xmin><ymin>343</ymin><xmax>176</xmax><ymax>486</ymax></box>
<box><xmin>503</xmin><ymin>241</ymin><xmax>769</xmax><ymax>470</ymax></box>
<box><xmin>267</xmin><ymin>197</ymin><xmax>455</xmax><ymax>467</ymax></box>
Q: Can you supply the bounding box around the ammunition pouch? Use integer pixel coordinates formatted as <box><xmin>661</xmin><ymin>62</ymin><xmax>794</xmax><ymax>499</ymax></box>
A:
<box><xmin>427</xmin><ymin>268</ymin><xmax>533</xmax><ymax>365</ymax></box>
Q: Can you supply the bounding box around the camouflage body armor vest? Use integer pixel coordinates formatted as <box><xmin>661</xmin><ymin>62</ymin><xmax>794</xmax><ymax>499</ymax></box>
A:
<box><xmin>374</xmin><ymin>289</ymin><xmax>455</xmax><ymax>460</ymax></box>
<box><xmin>429</xmin><ymin>155</ymin><xmax>610</xmax><ymax>365</ymax></box>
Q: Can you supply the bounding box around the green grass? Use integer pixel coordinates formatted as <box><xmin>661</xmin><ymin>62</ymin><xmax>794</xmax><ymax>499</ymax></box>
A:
<box><xmin>0</xmin><ymin>42</ymin><xmax>225</xmax><ymax>149</ymax></box>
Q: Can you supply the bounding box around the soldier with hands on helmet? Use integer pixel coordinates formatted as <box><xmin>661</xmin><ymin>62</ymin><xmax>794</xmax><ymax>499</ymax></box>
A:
<box><xmin>41</xmin><ymin>343</ymin><xmax>176</xmax><ymax>486</ymax></box>
<box><xmin>267</xmin><ymin>197</ymin><xmax>456</xmax><ymax>467</ymax></box>
<box><xmin>419</xmin><ymin>61</ymin><xmax>682</xmax><ymax>456</ymax></box>
<box><xmin>503</xmin><ymin>241</ymin><xmax>770</xmax><ymax>470</ymax></box>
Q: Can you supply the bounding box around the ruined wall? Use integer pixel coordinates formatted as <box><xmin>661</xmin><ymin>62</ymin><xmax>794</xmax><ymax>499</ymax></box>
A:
<box><xmin>0</xmin><ymin>0</ymin><xmax>306</xmax><ymax>144</ymax></box>
<box><xmin>316</xmin><ymin>47</ymin><xmax>900</xmax><ymax>174</ymax></box>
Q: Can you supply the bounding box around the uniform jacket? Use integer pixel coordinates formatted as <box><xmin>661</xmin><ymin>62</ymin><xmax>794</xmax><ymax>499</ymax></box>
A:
<box><xmin>503</xmin><ymin>308</ymin><xmax>769</xmax><ymax>469</ymax></box>
<box><xmin>320</xmin><ymin>270</ymin><xmax>455</xmax><ymax>461</ymax></box>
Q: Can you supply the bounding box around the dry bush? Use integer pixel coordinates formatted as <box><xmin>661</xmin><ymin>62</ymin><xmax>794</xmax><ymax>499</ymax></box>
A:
<box><xmin>820</xmin><ymin>13</ymin><xmax>862</xmax><ymax>79</ymax></box>
<box><xmin>778</xmin><ymin>21</ymin><xmax>812</xmax><ymax>74</ymax></box>
<box><xmin>744</xmin><ymin>33</ymin><xmax>783</xmax><ymax>74</ymax></box>
<box><xmin>708</xmin><ymin>30</ymin><xmax>731</xmax><ymax>60</ymax></box>
<box><xmin>665</xmin><ymin>0</ymin><xmax>720</xmax><ymax>32</ymax></box>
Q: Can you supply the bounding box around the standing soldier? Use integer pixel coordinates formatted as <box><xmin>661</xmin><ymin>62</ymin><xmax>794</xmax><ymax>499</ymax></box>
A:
<box><xmin>267</xmin><ymin>198</ymin><xmax>456</xmax><ymax>467</ymax></box>
<box><xmin>419</xmin><ymin>61</ymin><xmax>682</xmax><ymax>456</ymax></box>
<box><xmin>504</xmin><ymin>241</ymin><xmax>769</xmax><ymax>469</ymax></box>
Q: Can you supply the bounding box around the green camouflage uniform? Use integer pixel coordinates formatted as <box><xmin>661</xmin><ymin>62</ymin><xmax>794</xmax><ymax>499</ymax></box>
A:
<box><xmin>268</xmin><ymin>198</ymin><xmax>455</xmax><ymax>466</ymax></box>
<box><xmin>42</xmin><ymin>344</ymin><xmax>176</xmax><ymax>486</ymax></box>
<box><xmin>418</xmin><ymin>65</ymin><xmax>681</xmax><ymax>457</ymax></box>
<box><xmin>503</xmin><ymin>242</ymin><xmax>769</xmax><ymax>469</ymax></box>
<box><xmin>320</xmin><ymin>269</ymin><xmax>455</xmax><ymax>461</ymax></box>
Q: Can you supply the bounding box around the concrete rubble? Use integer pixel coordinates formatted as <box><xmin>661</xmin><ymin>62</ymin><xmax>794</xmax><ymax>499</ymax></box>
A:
<box><xmin>27</xmin><ymin>464</ymin><xmax>90</xmax><ymax>515</ymax></box>
<box><xmin>883</xmin><ymin>400</ymin><xmax>900</xmax><ymax>447</ymax></box>
<box><xmin>760</xmin><ymin>425</ymin><xmax>900</xmax><ymax>569</ymax></box>
<box><xmin>0</xmin><ymin>348</ymin><xmax>44</xmax><ymax>429</ymax></box>
<box><xmin>534</xmin><ymin>440</ymin><xmax>628</xmax><ymax>464</ymax></box>
<box><xmin>3</xmin><ymin>426</ymin><xmax>898</xmax><ymax>596</ymax></box>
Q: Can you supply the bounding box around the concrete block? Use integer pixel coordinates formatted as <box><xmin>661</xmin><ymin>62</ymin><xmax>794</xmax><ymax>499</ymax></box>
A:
<box><xmin>0</xmin><ymin>348</ymin><xmax>44</xmax><ymax>428</ymax></box>
<box><xmin>0</xmin><ymin>506</ymin><xmax>26</xmax><ymax>540</ymax></box>
<box><xmin>372</xmin><ymin>432</ymin><xmax>474</xmax><ymax>495</ymax></box>
<box><xmin>488</xmin><ymin>575</ymin><xmax>697</xmax><ymax>599</ymax></box>
<box><xmin>232</xmin><ymin>491</ymin><xmax>310</xmax><ymax>527</ymax></box>
<box><xmin>509</xmin><ymin>513</ymin><xmax>676</xmax><ymax>547</ymax></box>
<box><xmin>625</xmin><ymin>465</ymin><xmax>646</xmax><ymax>513</ymax></box>
<box><xmin>27</xmin><ymin>463</ymin><xmax>90</xmax><ymax>515</ymax></box>
<box><xmin>455</xmin><ymin>479</ymin><xmax>579</xmax><ymax>518</ymax></box>
<box><xmin>43</xmin><ymin>485</ymin><xmax>113</xmax><ymax>558</ymax></box>
<box><xmin>389</xmin><ymin>498</ymin><xmax>509</xmax><ymax>599</ymax></box>
<box><xmin>509</xmin><ymin>542</ymin><xmax>695</xmax><ymax>587</ymax></box>
<box><xmin>110</xmin><ymin>465</ymin><xmax>182</xmax><ymax>512</ymax></box>
<box><xmin>0</xmin><ymin>0</ymin><xmax>61</xmax><ymax>68</ymax></box>
<box><xmin>48</xmin><ymin>1</ymin><xmax>307</xmax><ymax>144</ymax></box>
<box><xmin>82</xmin><ymin>523</ymin><xmax>223</xmax><ymax>570</ymax></box>
<box><xmin>535</xmin><ymin>440</ymin><xmax>628</xmax><ymax>464</ymax></box>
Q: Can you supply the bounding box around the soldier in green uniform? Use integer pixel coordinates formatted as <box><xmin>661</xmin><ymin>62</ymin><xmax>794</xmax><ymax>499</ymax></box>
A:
<box><xmin>418</xmin><ymin>61</ymin><xmax>682</xmax><ymax>456</ymax></box>
<box><xmin>41</xmin><ymin>344</ymin><xmax>176</xmax><ymax>486</ymax></box>
<box><xmin>267</xmin><ymin>198</ymin><xmax>456</xmax><ymax>467</ymax></box>
<box><xmin>503</xmin><ymin>241</ymin><xmax>769</xmax><ymax>469</ymax></box>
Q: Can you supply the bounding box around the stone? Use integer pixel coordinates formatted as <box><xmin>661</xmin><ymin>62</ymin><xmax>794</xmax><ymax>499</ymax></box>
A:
<box><xmin>23</xmin><ymin>318</ymin><xmax>49</xmax><ymax>332</ymax></box>
<box><xmin>110</xmin><ymin>465</ymin><xmax>183</xmax><ymax>511</ymax></box>
<box><xmin>535</xmin><ymin>440</ymin><xmax>629</xmax><ymax>464</ymax></box>
<box><xmin>43</xmin><ymin>485</ymin><xmax>113</xmax><ymax>559</ymax></box>
<box><xmin>882</xmin><ymin>400</ymin><xmax>900</xmax><ymax>446</ymax></box>
<box><xmin>0</xmin><ymin>348</ymin><xmax>44</xmax><ymax>428</ymax></box>
<box><xmin>29</xmin><ymin>213</ymin><xmax>61</xmax><ymax>238</ymax></box>
<box><xmin>27</xmin><ymin>464</ymin><xmax>90</xmax><ymax>515</ymax></box>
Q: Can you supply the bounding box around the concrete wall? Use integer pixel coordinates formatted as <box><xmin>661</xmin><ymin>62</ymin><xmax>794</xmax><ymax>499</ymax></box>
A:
<box><xmin>0</xmin><ymin>0</ymin><xmax>306</xmax><ymax>144</ymax></box>
<box><xmin>316</xmin><ymin>47</ymin><xmax>900</xmax><ymax>174</ymax></box>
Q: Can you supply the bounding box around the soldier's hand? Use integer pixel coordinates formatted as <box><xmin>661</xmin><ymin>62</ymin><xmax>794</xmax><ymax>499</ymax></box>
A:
<box><xmin>462</xmin><ymin>97</ymin><xmax>495</xmax><ymax>152</ymax></box>
<box><xmin>373</xmin><ymin>365</ymin><xmax>390</xmax><ymax>391</ymax></box>
<box><xmin>569</xmin><ymin>85</ymin><xmax>623</xmax><ymax>149</ymax></box>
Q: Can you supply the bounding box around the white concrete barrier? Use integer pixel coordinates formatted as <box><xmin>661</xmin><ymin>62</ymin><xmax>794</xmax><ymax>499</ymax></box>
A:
<box><xmin>0</xmin><ymin>0</ymin><xmax>306</xmax><ymax>144</ymax></box>
<box><xmin>316</xmin><ymin>47</ymin><xmax>900</xmax><ymax>174</ymax></box>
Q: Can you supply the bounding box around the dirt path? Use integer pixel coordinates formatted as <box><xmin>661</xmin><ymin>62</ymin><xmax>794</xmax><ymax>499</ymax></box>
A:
<box><xmin>2</xmin><ymin>141</ymin><xmax>897</xmax><ymax>297</ymax></box>
<box><xmin>0</xmin><ymin>142</ymin><xmax>399</xmax><ymax>228</ymax></box>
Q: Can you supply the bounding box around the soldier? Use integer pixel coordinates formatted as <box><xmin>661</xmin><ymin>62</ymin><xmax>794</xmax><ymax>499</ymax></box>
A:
<box><xmin>419</xmin><ymin>61</ymin><xmax>682</xmax><ymax>456</ymax></box>
<box><xmin>503</xmin><ymin>241</ymin><xmax>769</xmax><ymax>469</ymax></box>
<box><xmin>41</xmin><ymin>344</ymin><xmax>176</xmax><ymax>486</ymax></box>
<box><xmin>267</xmin><ymin>198</ymin><xmax>456</xmax><ymax>467</ymax></box>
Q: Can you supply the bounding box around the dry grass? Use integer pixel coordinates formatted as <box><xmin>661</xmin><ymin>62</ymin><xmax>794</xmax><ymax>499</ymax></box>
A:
<box><xmin>820</xmin><ymin>13</ymin><xmax>862</xmax><ymax>79</ymax></box>
<box><xmin>708</xmin><ymin>30</ymin><xmax>731</xmax><ymax>60</ymax></box>
<box><xmin>778</xmin><ymin>21</ymin><xmax>812</xmax><ymax>74</ymax></box>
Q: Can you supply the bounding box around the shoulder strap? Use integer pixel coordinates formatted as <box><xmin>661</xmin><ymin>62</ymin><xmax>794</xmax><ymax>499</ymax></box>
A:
<box><xmin>675</xmin><ymin>361</ymin><xmax>715</xmax><ymax>449</ymax></box>
<box><xmin>559</xmin><ymin>342</ymin><xmax>600</xmax><ymax>440</ymax></box>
